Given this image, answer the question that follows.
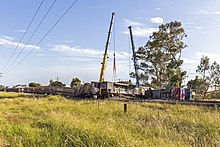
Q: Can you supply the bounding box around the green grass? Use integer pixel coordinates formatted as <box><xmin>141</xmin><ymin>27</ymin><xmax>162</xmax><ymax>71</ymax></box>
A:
<box><xmin>0</xmin><ymin>94</ymin><xmax>219</xmax><ymax>146</ymax></box>
<box><xmin>0</xmin><ymin>92</ymin><xmax>29</xmax><ymax>99</ymax></box>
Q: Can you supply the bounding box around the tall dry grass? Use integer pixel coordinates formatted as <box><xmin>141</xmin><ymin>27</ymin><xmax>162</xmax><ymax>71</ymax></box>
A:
<box><xmin>0</xmin><ymin>94</ymin><xmax>219</xmax><ymax>146</ymax></box>
<box><xmin>0</xmin><ymin>92</ymin><xmax>29</xmax><ymax>99</ymax></box>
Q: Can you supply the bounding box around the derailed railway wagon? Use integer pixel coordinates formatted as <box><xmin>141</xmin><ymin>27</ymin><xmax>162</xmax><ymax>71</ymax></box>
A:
<box><xmin>2</xmin><ymin>82</ymin><xmax>193</xmax><ymax>101</ymax></box>
<box><xmin>97</xmin><ymin>81</ymin><xmax>151</xmax><ymax>98</ymax></box>
<box><xmin>2</xmin><ymin>81</ymin><xmax>151</xmax><ymax>98</ymax></box>
<box><xmin>145</xmin><ymin>87</ymin><xmax>193</xmax><ymax>101</ymax></box>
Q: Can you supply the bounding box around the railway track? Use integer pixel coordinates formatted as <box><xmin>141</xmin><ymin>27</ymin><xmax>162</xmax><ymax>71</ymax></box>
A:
<box><xmin>144</xmin><ymin>100</ymin><xmax>220</xmax><ymax>107</ymax></box>
<box><xmin>113</xmin><ymin>96</ymin><xmax>220</xmax><ymax>107</ymax></box>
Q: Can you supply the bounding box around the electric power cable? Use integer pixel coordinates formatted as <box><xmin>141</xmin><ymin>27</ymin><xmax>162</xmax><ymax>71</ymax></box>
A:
<box><xmin>1</xmin><ymin>0</ymin><xmax>45</xmax><ymax>73</ymax></box>
<box><xmin>5</xmin><ymin>0</ymin><xmax>79</xmax><ymax>74</ymax></box>
<box><xmin>4</xmin><ymin>0</ymin><xmax>57</xmax><ymax>73</ymax></box>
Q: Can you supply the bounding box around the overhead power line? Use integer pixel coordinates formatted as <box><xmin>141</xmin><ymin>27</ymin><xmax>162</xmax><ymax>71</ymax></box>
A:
<box><xmin>5</xmin><ymin>0</ymin><xmax>79</xmax><ymax>74</ymax></box>
<box><xmin>1</xmin><ymin>0</ymin><xmax>45</xmax><ymax>73</ymax></box>
<box><xmin>4</xmin><ymin>0</ymin><xmax>57</xmax><ymax>73</ymax></box>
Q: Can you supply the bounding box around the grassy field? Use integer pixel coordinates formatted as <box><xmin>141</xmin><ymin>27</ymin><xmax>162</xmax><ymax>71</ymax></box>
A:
<box><xmin>0</xmin><ymin>92</ymin><xmax>219</xmax><ymax>146</ymax></box>
<box><xmin>0</xmin><ymin>92</ymin><xmax>29</xmax><ymax>99</ymax></box>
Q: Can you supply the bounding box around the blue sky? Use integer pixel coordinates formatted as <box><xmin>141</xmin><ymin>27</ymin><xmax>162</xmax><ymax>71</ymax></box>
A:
<box><xmin>1</xmin><ymin>0</ymin><xmax>220</xmax><ymax>86</ymax></box>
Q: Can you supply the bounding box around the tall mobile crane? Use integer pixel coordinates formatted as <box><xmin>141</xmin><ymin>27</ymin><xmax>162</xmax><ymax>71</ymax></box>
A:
<box><xmin>128</xmin><ymin>26</ymin><xmax>140</xmax><ymax>87</ymax></box>
<box><xmin>99</xmin><ymin>12</ymin><xmax>115</xmax><ymax>82</ymax></box>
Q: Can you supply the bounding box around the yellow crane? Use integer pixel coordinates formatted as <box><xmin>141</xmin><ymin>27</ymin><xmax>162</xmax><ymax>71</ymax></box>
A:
<box><xmin>99</xmin><ymin>12</ymin><xmax>115</xmax><ymax>83</ymax></box>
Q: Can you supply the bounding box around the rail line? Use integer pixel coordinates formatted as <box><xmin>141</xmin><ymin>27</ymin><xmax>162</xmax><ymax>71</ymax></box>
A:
<box><xmin>113</xmin><ymin>96</ymin><xmax>220</xmax><ymax>108</ymax></box>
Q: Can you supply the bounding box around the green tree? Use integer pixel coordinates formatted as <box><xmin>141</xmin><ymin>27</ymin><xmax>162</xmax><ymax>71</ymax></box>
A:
<box><xmin>0</xmin><ymin>85</ymin><xmax>4</xmax><ymax>90</ymax></box>
<box><xmin>70</xmin><ymin>78</ymin><xmax>81</xmax><ymax>88</ymax></box>
<box><xmin>210</xmin><ymin>61</ymin><xmax>220</xmax><ymax>90</ymax></box>
<box><xmin>195</xmin><ymin>56</ymin><xmax>220</xmax><ymax>97</ymax></box>
<box><xmin>196</xmin><ymin>56</ymin><xmax>210</xmax><ymax>97</ymax></box>
<box><xmin>49</xmin><ymin>79</ymin><xmax>54</xmax><ymax>85</ymax></box>
<box><xmin>28</xmin><ymin>82</ymin><xmax>41</xmax><ymax>87</ymax></box>
<box><xmin>49</xmin><ymin>80</ymin><xmax>66</xmax><ymax>87</ymax></box>
<box><xmin>136</xmin><ymin>21</ymin><xmax>187</xmax><ymax>88</ymax></box>
<box><xmin>196</xmin><ymin>56</ymin><xmax>210</xmax><ymax>80</ymax></box>
<box><xmin>130</xmin><ymin>70</ymin><xmax>149</xmax><ymax>86</ymax></box>
<box><xmin>187</xmin><ymin>76</ymin><xmax>207</xmax><ymax>94</ymax></box>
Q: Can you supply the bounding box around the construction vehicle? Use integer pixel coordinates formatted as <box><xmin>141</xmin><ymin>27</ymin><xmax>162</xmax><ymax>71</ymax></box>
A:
<box><xmin>98</xmin><ymin>12</ymin><xmax>115</xmax><ymax>96</ymax></box>
<box><xmin>128</xmin><ymin>26</ymin><xmax>140</xmax><ymax>87</ymax></box>
<box><xmin>99</xmin><ymin>12</ymin><xmax>115</xmax><ymax>82</ymax></box>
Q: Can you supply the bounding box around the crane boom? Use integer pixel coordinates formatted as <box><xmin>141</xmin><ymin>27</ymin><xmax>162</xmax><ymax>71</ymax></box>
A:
<box><xmin>128</xmin><ymin>26</ymin><xmax>140</xmax><ymax>87</ymax></box>
<box><xmin>99</xmin><ymin>12</ymin><xmax>115</xmax><ymax>82</ymax></box>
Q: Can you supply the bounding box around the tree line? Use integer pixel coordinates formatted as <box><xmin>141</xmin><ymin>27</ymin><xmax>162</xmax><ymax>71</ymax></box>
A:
<box><xmin>131</xmin><ymin>21</ymin><xmax>220</xmax><ymax>98</ymax></box>
<box><xmin>132</xmin><ymin>21</ymin><xmax>187</xmax><ymax>89</ymax></box>
<box><xmin>188</xmin><ymin>56</ymin><xmax>220</xmax><ymax>98</ymax></box>
<box><xmin>28</xmin><ymin>77</ymin><xmax>81</xmax><ymax>88</ymax></box>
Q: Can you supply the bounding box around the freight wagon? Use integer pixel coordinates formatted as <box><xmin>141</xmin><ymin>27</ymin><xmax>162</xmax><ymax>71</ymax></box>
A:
<box><xmin>1</xmin><ymin>82</ymin><xmax>193</xmax><ymax>101</ymax></box>
<box><xmin>145</xmin><ymin>87</ymin><xmax>193</xmax><ymax>101</ymax></box>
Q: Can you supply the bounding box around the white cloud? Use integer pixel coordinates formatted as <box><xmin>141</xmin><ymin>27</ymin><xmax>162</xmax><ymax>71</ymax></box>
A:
<box><xmin>1</xmin><ymin>35</ymin><xmax>14</xmax><ymax>40</ymax></box>
<box><xmin>136</xmin><ymin>17</ymin><xmax>144</xmax><ymax>20</ymax></box>
<box><xmin>123</xmin><ymin>26</ymin><xmax>158</xmax><ymax>37</ymax></box>
<box><xmin>182</xmin><ymin>52</ymin><xmax>220</xmax><ymax>74</ymax></box>
<box><xmin>0</xmin><ymin>36</ymin><xmax>40</xmax><ymax>50</ymax></box>
<box><xmin>182</xmin><ymin>58</ymin><xmax>199</xmax><ymax>65</ymax></box>
<box><xmin>124</xmin><ymin>19</ymin><xmax>144</xmax><ymax>26</ymax></box>
<box><xmin>185</xmin><ymin>24</ymin><xmax>220</xmax><ymax>31</ymax></box>
<box><xmin>49</xmin><ymin>44</ymin><xmax>130</xmax><ymax>60</ymax></box>
<box><xmin>36</xmin><ymin>53</ymin><xmax>56</xmax><ymax>57</ymax></box>
<box><xmin>16</xmin><ymin>29</ymin><xmax>26</xmax><ymax>33</ymax></box>
<box><xmin>50</xmin><ymin>45</ymin><xmax>102</xmax><ymax>56</ymax></box>
<box><xmin>156</xmin><ymin>8</ymin><xmax>161</xmax><ymax>10</ymax></box>
<box><xmin>185</xmin><ymin>29</ymin><xmax>195</xmax><ymax>33</ymax></box>
<box><xmin>123</xmin><ymin>18</ymin><xmax>160</xmax><ymax>37</ymax></box>
<box><xmin>47</xmin><ymin>44</ymin><xmax>132</xmax><ymax>82</ymax></box>
<box><xmin>183</xmin><ymin>22</ymin><xmax>193</xmax><ymax>26</ymax></box>
<box><xmin>192</xmin><ymin>10</ymin><xmax>220</xmax><ymax>15</ymax></box>
<box><xmin>194</xmin><ymin>52</ymin><xmax>219</xmax><ymax>61</ymax></box>
<box><xmin>194</xmin><ymin>26</ymin><xmax>204</xmax><ymax>29</ymax></box>
<box><xmin>182</xmin><ymin>51</ymin><xmax>220</xmax><ymax>79</ymax></box>
<box><xmin>149</xmin><ymin>17</ymin><xmax>164</xmax><ymax>24</ymax></box>
<box><xmin>64</xmin><ymin>40</ymin><xmax>75</xmax><ymax>43</ymax></box>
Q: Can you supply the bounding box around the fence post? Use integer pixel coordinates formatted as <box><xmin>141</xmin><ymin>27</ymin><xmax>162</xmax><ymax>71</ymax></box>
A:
<box><xmin>124</xmin><ymin>103</ymin><xmax>127</xmax><ymax>113</ymax></box>
<box><xmin>98</xmin><ymin>100</ymin><xmax>100</xmax><ymax>108</ymax></box>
